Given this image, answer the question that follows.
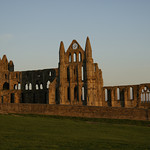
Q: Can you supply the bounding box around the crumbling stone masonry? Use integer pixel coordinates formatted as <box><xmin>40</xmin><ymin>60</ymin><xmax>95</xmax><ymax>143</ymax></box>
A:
<box><xmin>0</xmin><ymin>37</ymin><xmax>150</xmax><ymax>109</ymax></box>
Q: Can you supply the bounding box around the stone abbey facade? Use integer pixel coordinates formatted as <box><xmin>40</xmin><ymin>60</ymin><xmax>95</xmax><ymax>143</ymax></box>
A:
<box><xmin>0</xmin><ymin>37</ymin><xmax>150</xmax><ymax>109</ymax></box>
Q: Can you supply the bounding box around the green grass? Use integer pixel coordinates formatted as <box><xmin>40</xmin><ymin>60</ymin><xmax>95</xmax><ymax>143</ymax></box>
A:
<box><xmin>0</xmin><ymin>114</ymin><xmax>150</xmax><ymax>150</ymax></box>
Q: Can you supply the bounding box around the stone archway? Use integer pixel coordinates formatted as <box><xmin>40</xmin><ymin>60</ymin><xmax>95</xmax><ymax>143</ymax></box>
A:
<box><xmin>3</xmin><ymin>82</ymin><xmax>9</xmax><ymax>90</ymax></box>
<box><xmin>120</xmin><ymin>89</ymin><xmax>125</xmax><ymax>107</ymax></box>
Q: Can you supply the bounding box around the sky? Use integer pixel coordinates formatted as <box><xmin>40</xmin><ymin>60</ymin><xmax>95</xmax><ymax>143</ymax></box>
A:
<box><xmin>0</xmin><ymin>0</ymin><xmax>150</xmax><ymax>86</ymax></box>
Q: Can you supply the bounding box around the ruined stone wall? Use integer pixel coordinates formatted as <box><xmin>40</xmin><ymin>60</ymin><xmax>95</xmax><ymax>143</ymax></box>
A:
<box><xmin>21</xmin><ymin>69</ymin><xmax>58</xmax><ymax>104</ymax></box>
<box><xmin>103</xmin><ymin>83</ymin><xmax>150</xmax><ymax>109</ymax></box>
<box><xmin>0</xmin><ymin>38</ymin><xmax>150</xmax><ymax>110</ymax></box>
<box><xmin>0</xmin><ymin>55</ymin><xmax>58</xmax><ymax>104</ymax></box>
<box><xmin>0</xmin><ymin>103</ymin><xmax>149</xmax><ymax>121</ymax></box>
<box><xmin>0</xmin><ymin>55</ymin><xmax>22</xmax><ymax>104</ymax></box>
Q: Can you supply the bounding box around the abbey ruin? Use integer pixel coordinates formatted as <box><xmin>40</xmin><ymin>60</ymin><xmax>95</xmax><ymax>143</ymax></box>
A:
<box><xmin>0</xmin><ymin>37</ymin><xmax>150</xmax><ymax>109</ymax></box>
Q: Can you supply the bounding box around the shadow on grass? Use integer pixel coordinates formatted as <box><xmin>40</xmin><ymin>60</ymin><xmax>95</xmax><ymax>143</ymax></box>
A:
<box><xmin>7</xmin><ymin>113</ymin><xmax>150</xmax><ymax>127</ymax></box>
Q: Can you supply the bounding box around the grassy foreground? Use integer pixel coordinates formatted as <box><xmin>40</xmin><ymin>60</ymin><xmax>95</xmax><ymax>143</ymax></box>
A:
<box><xmin>0</xmin><ymin>114</ymin><xmax>150</xmax><ymax>150</ymax></box>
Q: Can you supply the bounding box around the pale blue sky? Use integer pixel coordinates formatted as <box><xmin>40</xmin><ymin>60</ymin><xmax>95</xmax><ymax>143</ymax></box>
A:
<box><xmin>0</xmin><ymin>0</ymin><xmax>150</xmax><ymax>86</ymax></box>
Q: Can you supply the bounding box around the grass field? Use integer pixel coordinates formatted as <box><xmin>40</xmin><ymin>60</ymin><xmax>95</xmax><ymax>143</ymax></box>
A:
<box><xmin>0</xmin><ymin>114</ymin><xmax>150</xmax><ymax>150</ymax></box>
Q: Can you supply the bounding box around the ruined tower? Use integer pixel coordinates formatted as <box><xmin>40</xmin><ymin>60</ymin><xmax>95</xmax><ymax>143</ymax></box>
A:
<box><xmin>57</xmin><ymin>37</ymin><xmax>103</xmax><ymax>106</ymax></box>
<box><xmin>85</xmin><ymin>37</ymin><xmax>103</xmax><ymax>106</ymax></box>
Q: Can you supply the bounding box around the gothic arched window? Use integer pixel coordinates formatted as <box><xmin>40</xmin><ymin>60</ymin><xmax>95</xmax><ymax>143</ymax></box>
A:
<box><xmin>69</xmin><ymin>53</ymin><xmax>71</xmax><ymax>62</ymax></box>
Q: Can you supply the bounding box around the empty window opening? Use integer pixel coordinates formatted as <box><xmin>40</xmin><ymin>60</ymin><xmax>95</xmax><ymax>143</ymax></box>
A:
<box><xmin>81</xmin><ymin>66</ymin><xmax>84</xmax><ymax>81</ymax></box>
<box><xmin>69</xmin><ymin>53</ymin><xmax>71</xmax><ymax>62</ymax></box>
<box><xmin>79</xmin><ymin>52</ymin><xmax>82</xmax><ymax>62</ymax></box>
<box><xmin>1</xmin><ymin>96</ymin><xmax>3</xmax><ymax>104</ymax></box>
<box><xmin>141</xmin><ymin>93</ymin><xmax>143</xmax><ymax>102</ymax></box>
<box><xmin>29</xmin><ymin>83</ymin><xmax>32</xmax><ymax>90</ymax></box>
<box><xmin>74</xmin><ymin>86</ymin><xmax>77</xmax><ymax>100</ymax></box>
<box><xmin>82</xmin><ymin>87</ymin><xmax>85</xmax><ymax>101</ymax></box>
<box><xmin>141</xmin><ymin>90</ymin><xmax>145</xmax><ymax>102</ymax></box>
<box><xmin>117</xmin><ymin>88</ymin><xmax>120</xmax><ymax>100</ymax></box>
<box><xmin>107</xmin><ymin>89</ymin><xmax>112</xmax><ymax>107</ymax></box>
<box><xmin>146</xmin><ymin>93</ymin><xmax>149</xmax><ymax>102</ymax></box>
<box><xmin>67</xmin><ymin>87</ymin><xmax>70</xmax><ymax>101</ymax></box>
<box><xmin>11</xmin><ymin>93</ymin><xmax>15</xmax><ymax>103</ymax></box>
<box><xmin>143</xmin><ymin>93</ymin><xmax>146</xmax><ymax>101</ymax></box>
<box><xmin>49</xmin><ymin>72</ymin><xmax>51</xmax><ymax>76</ymax></box>
<box><xmin>47</xmin><ymin>81</ymin><xmax>50</xmax><ymax>89</ymax></box>
<box><xmin>120</xmin><ymin>90</ymin><xmax>125</xmax><ymax>107</ymax></box>
<box><xmin>21</xmin><ymin>93</ymin><xmax>24</xmax><ymax>103</ymax></box>
<box><xmin>67</xmin><ymin>67</ymin><xmax>70</xmax><ymax>81</ymax></box>
<box><xmin>74</xmin><ymin>53</ymin><xmax>76</xmax><ymax>62</ymax></box>
<box><xmin>40</xmin><ymin>84</ymin><xmax>43</xmax><ymax>90</ymax></box>
<box><xmin>45</xmin><ymin>92</ymin><xmax>48</xmax><ymax>104</ymax></box>
<box><xmin>130</xmin><ymin>87</ymin><xmax>134</xmax><ymax>100</ymax></box>
<box><xmin>147</xmin><ymin>89</ymin><xmax>150</xmax><ymax>101</ymax></box>
<box><xmin>25</xmin><ymin>84</ymin><xmax>28</xmax><ymax>90</ymax></box>
<box><xmin>141</xmin><ymin>87</ymin><xmax>150</xmax><ymax>102</ymax></box>
<box><xmin>55</xmin><ymin>88</ymin><xmax>59</xmax><ymax>104</ymax></box>
<box><xmin>3</xmin><ymin>82</ymin><xmax>9</xmax><ymax>90</ymax></box>
<box><xmin>74</xmin><ymin>68</ymin><xmax>77</xmax><ymax>81</ymax></box>
<box><xmin>5</xmin><ymin>74</ymin><xmax>7</xmax><ymax>79</ymax></box>
<box><xmin>105</xmin><ymin>89</ymin><xmax>108</xmax><ymax>101</ymax></box>
<box><xmin>14</xmin><ymin>84</ymin><xmax>18</xmax><ymax>90</ymax></box>
<box><xmin>36</xmin><ymin>84</ymin><xmax>39</xmax><ymax>90</ymax></box>
<box><xmin>18</xmin><ymin>83</ymin><xmax>21</xmax><ymax>90</ymax></box>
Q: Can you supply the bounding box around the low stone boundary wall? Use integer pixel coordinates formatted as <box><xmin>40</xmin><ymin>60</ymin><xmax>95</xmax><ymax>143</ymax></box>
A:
<box><xmin>0</xmin><ymin>103</ymin><xmax>150</xmax><ymax>121</ymax></box>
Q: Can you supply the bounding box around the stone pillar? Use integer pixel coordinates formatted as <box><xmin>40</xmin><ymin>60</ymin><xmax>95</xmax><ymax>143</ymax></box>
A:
<box><xmin>111</xmin><ymin>88</ymin><xmax>115</xmax><ymax>107</ymax></box>
<box><xmin>124</xmin><ymin>89</ymin><xmax>128</xmax><ymax>107</ymax></box>
<box><xmin>48</xmin><ymin>79</ymin><xmax>57</xmax><ymax>104</ymax></box>
<box><xmin>85</xmin><ymin>37</ymin><xmax>94</xmax><ymax>106</ymax></box>
<box><xmin>59</xmin><ymin>41</ymin><xmax>65</xmax><ymax>104</ymax></box>
<box><xmin>70</xmin><ymin>85</ymin><xmax>74</xmax><ymax>105</ymax></box>
<box><xmin>15</xmin><ymin>92</ymin><xmax>21</xmax><ymax>103</ymax></box>
<box><xmin>78</xmin><ymin>85</ymin><xmax>82</xmax><ymax>105</ymax></box>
